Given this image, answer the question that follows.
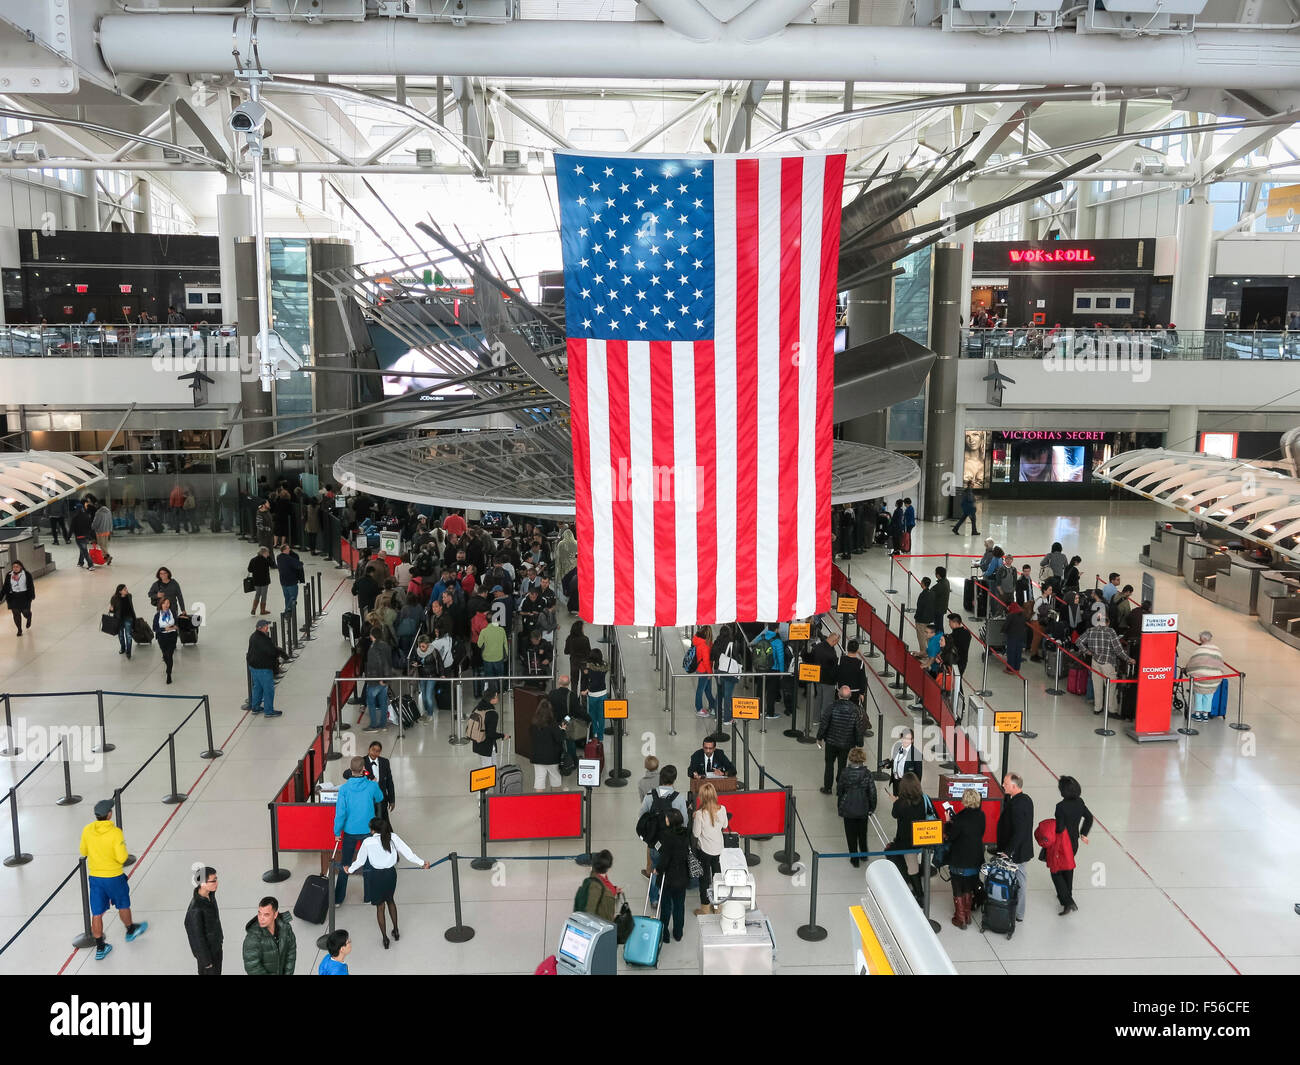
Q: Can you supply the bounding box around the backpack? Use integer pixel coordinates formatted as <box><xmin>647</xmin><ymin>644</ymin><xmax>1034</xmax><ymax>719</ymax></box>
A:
<box><xmin>751</xmin><ymin>638</ymin><xmax>775</xmax><ymax>672</ymax></box>
<box><xmin>682</xmin><ymin>643</ymin><xmax>699</xmax><ymax>674</ymax></box>
<box><xmin>635</xmin><ymin>790</ymin><xmax>675</xmax><ymax>847</ymax></box>
<box><xmin>574</xmin><ymin>877</ymin><xmax>616</xmax><ymax>923</ymax></box>
<box><xmin>465</xmin><ymin>708</ymin><xmax>487</xmax><ymax>744</ymax></box>
<box><xmin>537</xmin><ymin>606</ymin><xmax>557</xmax><ymax>633</ymax></box>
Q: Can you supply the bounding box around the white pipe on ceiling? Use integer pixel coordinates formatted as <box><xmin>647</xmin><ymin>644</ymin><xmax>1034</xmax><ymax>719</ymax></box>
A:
<box><xmin>97</xmin><ymin>15</ymin><xmax>1300</xmax><ymax>89</ymax></box>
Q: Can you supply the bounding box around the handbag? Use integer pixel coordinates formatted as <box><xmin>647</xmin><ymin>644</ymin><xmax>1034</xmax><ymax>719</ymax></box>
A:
<box><xmin>687</xmin><ymin>845</ymin><xmax>704</xmax><ymax>881</ymax></box>
<box><xmin>614</xmin><ymin>893</ymin><xmax>634</xmax><ymax>944</ymax></box>
<box><xmin>100</xmin><ymin>613</ymin><xmax>120</xmax><ymax>636</ymax></box>
<box><xmin>243</xmin><ymin>575</ymin><xmax>256</xmax><ymax>594</ymax></box>
<box><xmin>1038</xmin><ymin>563</ymin><xmax>1053</xmax><ymax>583</ymax></box>
<box><xmin>716</xmin><ymin>642</ymin><xmax>742</xmax><ymax>676</ymax></box>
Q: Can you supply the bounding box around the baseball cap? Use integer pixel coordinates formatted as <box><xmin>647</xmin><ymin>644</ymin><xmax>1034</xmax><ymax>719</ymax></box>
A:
<box><xmin>94</xmin><ymin>799</ymin><xmax>114</xmax><ymax>818</ymax></box>
<box><xmin>491</xmin><ymin>584</ymin><xmax>504</xmax><ymax>593</ymax></box>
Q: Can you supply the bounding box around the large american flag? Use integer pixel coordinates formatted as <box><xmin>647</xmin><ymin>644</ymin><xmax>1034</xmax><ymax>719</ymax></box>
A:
<box><xmin>557</xmin><ymin>151</ymin><xmax>846</xmax><ymax>626</ymax></box>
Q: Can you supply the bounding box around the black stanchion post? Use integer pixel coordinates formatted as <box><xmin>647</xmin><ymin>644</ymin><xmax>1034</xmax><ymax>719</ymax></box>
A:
<box><xmin>576</xmin><ymin>786</ymin><xmax>592</xmax><ymax>866</ymax></box>
<box><xmin>315</xmin><ymin>571</ymin><xmax>326</xmax><ymax>616</ymax></box>
<box><xmin>162</xmin><ymin>732</ymin><xmax>186</xmax><ymax>804</ymax></box>
<box><xmin>797</xmin><ymin>678</ymin><xmax>816</xmax><ymax>744</ymax></box>
<box><xmin>199</xmin><ymin>695</ymin><xmax>222</xmax><ymax>760</ymax></box>
<box><xmin>796</xmin><ymin>852</ymin><xmax>827</xmax><ymax>941</ymax></box>
<box><xmin>0</xmin><ymin>693</ymin><xmax>19</xmax><ymax>757</ymax></box>
<box><xmin>92</xmin><ymin>691</ymin><xmax>114</xmax><ymax>754</ymax></box>
<box><xmin>742</xmin><ymin>720</ymin><xmax>751</xmax><ymax>792</ymax></box>
<box><xmin>1230</xmin><ymin>671</ymin><xmax>1251</xmax><ymax>732</ymax></box>
<box><xmin>605</xmin><ymin>717</ymin><xmax>627</xmax><ymax>787</ymax></box>
<box><xmin>262</xmin><ymin>803</ymin><xmax>291</xmax><ymax>883</ymax></box>
<box><xmin>3</xmin><ymin>787</ymin><xmax>31</xmax><ymax>866</ymax></box>
<box><xmin>922</xmin><ymin>847</ymin><xmax>940</xmax><ymax>933</ymax></box>
<box><xmin>775</xmin><ymin>787</ymin><xmax>800</xmax><ymax>873</ymax></box>
<box><xmin>114</xmin><ymin>788</ymin><xmax>135</xmax><ymax>867</ymax></box>
<box><xmin>57</xmin><ymin>737</ymin><xmax>82</xmax><ymax>806</ymax></box>
<box><xmin>1094</xmin><ymin>676</ymin><xmax>1115</xmax><ymax>738</ymax></box>
<box><xmin>471</xmin><ymin>791</ymin><xmax>492</xmax><ymax>871</ymax></box>
<box><xmin>72</xmin><ymin>856</ymin><xmax>95</xmax><ymax>948</ymax></box>
<box><xmin>444</xmin><ymin>853</ymin><xmax>475</xmax><ymax>943</ymax></box>
<box><xmin>1176</xmin><ymin>678</ymin><xmax>1198</xmax><ymax>737</ymax></box>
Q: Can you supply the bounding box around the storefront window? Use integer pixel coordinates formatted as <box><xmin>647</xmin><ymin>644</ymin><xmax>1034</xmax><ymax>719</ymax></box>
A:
<box><xmin>270</xmin><ymin>239</ymin><xmax>313</xmax><ymax>435</ymax></box>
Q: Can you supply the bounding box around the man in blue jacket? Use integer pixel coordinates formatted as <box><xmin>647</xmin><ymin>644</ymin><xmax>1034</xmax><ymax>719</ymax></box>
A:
<box><xmin>750</xmin><ymin>625</ymin><xmax>786</xmax><ymax>719</ymax></box>
<box><xmin>333</xmin><ymin>757</ymin><xmax>383</xmax><ymax>905</ymax></box>
<box><xmin>276</xmin><ymin>543</ymin><xmax>305</xmax><ymax>617</ymax></box>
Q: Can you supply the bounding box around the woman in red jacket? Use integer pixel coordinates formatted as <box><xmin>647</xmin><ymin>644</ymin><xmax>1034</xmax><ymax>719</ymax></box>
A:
<box><xmin>692</xmin><ymin>625</ymin><xmax>715</xmax><ymax>718</ymax></box>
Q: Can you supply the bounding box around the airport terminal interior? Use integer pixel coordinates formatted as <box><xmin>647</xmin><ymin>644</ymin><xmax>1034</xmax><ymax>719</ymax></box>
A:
<box><xmin>1</xmin><ymin>0</ymin><xmax>1300</xmax><ymax>983</ymax></box>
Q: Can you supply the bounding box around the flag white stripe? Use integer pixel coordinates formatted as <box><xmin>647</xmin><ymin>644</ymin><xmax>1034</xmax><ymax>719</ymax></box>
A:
<box><xmin>795</xmin><ymin>156</ymin><xmax>825</xmax><ymax>616</ymax></box>
<box><xmin>585</xmin><ymin>339</ymin><xmax>616</xmax><ymax>623</ymax></box>
<box><xmin>713</xmin><ymin>160</ymin><xmax>738</xmax><ymax>622</ymax></box>
<box><xmin>671</xmin><ymin>339</ymin><xmax>698</xmax><ymax>626</ymax></box>
<box><xmin>754</xmin><ymin>156</ymin><xmax>782</xmax><ymax>621</ymax></box>
<box><xmin>627</xmin><ymin>340</ymin><xmax>656</xmax><ymax>623</ymax></box>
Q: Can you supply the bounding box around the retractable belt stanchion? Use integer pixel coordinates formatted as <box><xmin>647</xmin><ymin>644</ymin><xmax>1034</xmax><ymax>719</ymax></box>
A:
<box><xmin>921</xmin><ymin>847</ymin><xmax>940</xmax><ymax>933</ymax></box>
<box><xmin>471</xmin><ymin>790</ymin><xmax>492</xmax><ymax>871</ymax></box>
<box><xmin>57</xmin><ymin>738</ymin><xmax>81</xmax><ymax>806</ymax></box>
<box><xmin>1095</xmin><ymin>676</ymin><xmax>1116</xmax><ymax>738</ymax></box>
<box><xmin>886</xmin><ymin>554</ymin><xmax>898</xmax><ymax>594</ymax></box>
<box><xmin>796</xmin><ymin>852</ymin><xmax>827</xmax><ymax>942</ymax></box>
<box><xmin>263</xmin><ymin>804</ymin><xmax>291</xmax><ymax>883</ymax></box>
<box><xmin>315</xmin><ymin>863</ymin><xmax>338</xmax><ymax>951</ymax></box>
<box><xmin>72</xmin><ymin>858</ymin><xmax>96</xmax><ymax>948</ymax></box>
<box><xmin>114</xmin><ymin>788</ymin><xmax>135</xmax><ymax>867</ymax></box>
<box><xmin>1045</xmin><ymin>641</ymin><xmax>1066</xmax><ymax>696</ymax></box>
<box><xmin>1177</xmin><ymin>678</ymin><xmax>1199</xmax><ymax>737</ymax></box>
<box><xmin>1018</xmin><ymin>676</ymin><xmax>1037</xmax><ymax>739</ymax></box>
<box><xmin>3</xmin><ymin>786</ymin><xmax>31</xmax><ymax>867</ymax></box>
<box><xmin>774</xmin><ymin>786</ymin><xmax>800</xmax><ymax>874</ymax></box>
<box><xmin>315</xmin><ymin>571</ymin><xmax>326</xmax><ymax>617</ymax></box>
<box><xmin>93</xmin><ymin>691</ymin><xmax>114</xmax><ymax>754</ymax></box>
<box><xmin>797</xmin><ymin>676</ymin><xmax>816</xmax><ymax>744</ymax></box>
<box><xmin>200</xmin><ymin>694</ymin><xmax>222</xmax><ymax>759</ymax></box>
<box><xmin>1230</xmin><ymin>672</ymin><xmax>1251</xmax><ymax>732</ymax></box>
<box><xmin>605</xmin><ymin>716</ymin><xmax>627</xmax><ymax>788</ymax></box>
<box><xmin>161</xmin><ymin>732</ymin><xmax>186</xmax><ymax>805</ymax></box>
<box><xmin>449</xmin><ymin>683</ymin><xmax>469</xmax><ymax>746</ymax></box>
<box><xmin>0</xmin><ymin>694</ymin><xmax>19</xmax><ymax>757</ymax></box>
<box><xmin>444</xmin><ymin>853</ymin><xmax>475</xmax><ymax>943</ymax></box>
<box><xmin>576</xmin><ymin>787</ymin><xmax>592</xmax><ymax>866</ymax></box>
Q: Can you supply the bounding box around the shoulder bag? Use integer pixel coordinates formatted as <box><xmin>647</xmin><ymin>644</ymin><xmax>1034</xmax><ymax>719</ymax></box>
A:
<box><xmin>716</xmin><ymin>641</ymin><xmax>743</xmax><ymax>676</ymax></box>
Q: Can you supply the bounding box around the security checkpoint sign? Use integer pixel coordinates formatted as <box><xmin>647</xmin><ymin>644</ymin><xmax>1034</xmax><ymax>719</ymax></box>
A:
<box><xmin>1137</xmin><ymin>613</ymin><xmax>1179</xmax><ymax>736</ymax></box>
<box><xmin>470</xmin><ymin>765</ymin><xmax>497</xmax><ymax>793</ymax></box>
<box><xmin>912</xmin><ymin>820</ymin><xmax>943</xmax><ymax>847</ymax></box>
<box><xmin>789</xmin><ymin>622</ymin><xmax>811</xmax><ymax>641</ymax></box>
<box><xmin>603</xmin><ymin>699</ymin><xmax>628</xmax><ymax>719</ymax></box>
<box><xmin>799</xmin><ymin>663</ymin><xmax>821</xmax><ymax>683</ymax></box>
<box><xmin>578</xmin><ymin>759</ymin><xmax>602</xmax><ymax>787</ymax></box>
<box><xmin>836</xmin><ymin>597</ymin><xmax>858</xmax><ymax>614</ymax></box>
<box><xmin>731</xmin><ymin>698</ymin><xmax>761</xmax><ymax>720</ymax></box>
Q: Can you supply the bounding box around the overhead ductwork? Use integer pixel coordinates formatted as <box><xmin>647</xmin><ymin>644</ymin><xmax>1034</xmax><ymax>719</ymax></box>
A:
<box><xmin>97</xmin><ymin>15</ymin><xmax>1300</xmax><ymax>88</ymax></box>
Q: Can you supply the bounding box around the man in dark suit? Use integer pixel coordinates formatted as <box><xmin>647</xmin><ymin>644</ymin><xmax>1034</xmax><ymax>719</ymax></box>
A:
<box><xmin>996</xmin><ymin>772</ymin><xmax>1034</xmax><ymax>923</ymax></box>
<box><xmin>688</xmin><ymin>736</ymin><xmax>736</xmax><ymax>780</ymax></box>
<box><xmin>363</xmin><ymin>741</ymin><xmax>395</xmax><ymax>816</ymax></box>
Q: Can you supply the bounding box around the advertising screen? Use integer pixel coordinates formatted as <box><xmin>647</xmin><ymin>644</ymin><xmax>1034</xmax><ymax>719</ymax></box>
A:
<box><xmin>1017</xmin><ymin>443</ymin><xmax>1086</xmax><ymax>483</ymax></box>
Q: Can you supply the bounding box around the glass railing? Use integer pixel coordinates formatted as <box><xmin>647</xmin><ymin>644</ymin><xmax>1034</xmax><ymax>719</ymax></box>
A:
<box><xmin>963</xmin><ymin>328</ymin><xmax>1300</xmax><ymax>361</ymax></box>
<box><xmin>0</xmin><ymin>323</ymin><xmax>238</xmax><ymax>357</ymax></box>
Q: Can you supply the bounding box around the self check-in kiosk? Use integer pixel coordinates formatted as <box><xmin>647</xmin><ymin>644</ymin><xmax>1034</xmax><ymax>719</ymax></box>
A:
<box><xmin>556</xmin><ymin>912</ymin><xmax>617</xmax><ymax>975</ymax></box>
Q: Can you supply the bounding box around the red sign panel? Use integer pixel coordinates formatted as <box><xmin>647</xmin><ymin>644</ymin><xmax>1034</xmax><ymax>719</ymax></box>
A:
<box><xmin>1135</xmin><ymin>630</ymin><xmax>1178</xmax><ymax>734</ymax></box>
<box><xmin>1008</xmin><ymin>247</ymin><xmax>1096</xmax><ymax>263</ymax></box>
<box><xmin>717</xmin><ymin>789</ymin><xmax>787</xmax><ymax>837</ymax></box>
<box><xmin>487</xmin><ymin>792</ymin><xmax>584</xmax><ymax>841</ymax></box>
<box><xmin>274</xmin><ymin>803</ymin><xmax>337</xmax><ymax>852</ymax></box>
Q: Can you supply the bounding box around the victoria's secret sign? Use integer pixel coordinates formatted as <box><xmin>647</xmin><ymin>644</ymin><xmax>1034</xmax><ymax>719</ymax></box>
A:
<box><xmin>997</xmin><ymin>430</ymin><xmax>1106</xmax><ymax>441</ymax></box>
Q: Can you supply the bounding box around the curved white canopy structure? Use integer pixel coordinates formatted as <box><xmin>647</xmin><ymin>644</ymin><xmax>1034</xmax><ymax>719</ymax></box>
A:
<box><xmin>0</xmin><ymin>452</ymin><xmax>104</xmax><ymax>523</ymax></box>
<box><xmin>1096</xmin><ymin>448</ymin><xmax>1300</xmax><ymax>561</ymax></box>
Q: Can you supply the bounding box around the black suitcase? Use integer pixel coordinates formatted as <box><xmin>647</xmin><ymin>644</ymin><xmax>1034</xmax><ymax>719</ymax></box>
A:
<box><xmin>962</xmin><ymin>578</ymin><xmax>975</xmax><ymax>613</ymax></box>
<box><xmin>146</xmin><ymin>513</ymin><xmax>164</xmax><ymax>534</ymax></box>
<box><xmin>399</xmin><ymin>693</ymin><xmax>420</xmax><ymax>728</ymax></box>
<box><xmin>979</xmin><ymin>859</ymin><xmax>1018</xmax><ymax>938</ymax></box>
<box><xmin>342</xmin><ymin>611</ymin><xmax>361</xmax><ymax>641</ymax></box>
<box><xmin>292</xmin><ymin>873</ymin><xmax>330</xmax><ymax>924</ymax></box>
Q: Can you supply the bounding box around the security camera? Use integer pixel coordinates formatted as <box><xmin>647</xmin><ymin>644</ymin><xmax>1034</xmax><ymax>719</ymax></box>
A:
<box><xmin>229</xmin><ymin>101</ymin><xmax>268</xmax><ymax>135</ymax></box>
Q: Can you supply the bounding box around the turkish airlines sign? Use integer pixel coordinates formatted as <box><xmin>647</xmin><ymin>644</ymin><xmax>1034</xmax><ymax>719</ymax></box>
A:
<box><xmin>1141</xmin><ymin>613</ymin><xmax>1179</xmax><ymax>633</ymax></box>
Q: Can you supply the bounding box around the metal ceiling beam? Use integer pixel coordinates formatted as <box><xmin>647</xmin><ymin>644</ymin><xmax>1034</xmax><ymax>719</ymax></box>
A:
<box><xmin>487</xmin><ymin>87</ymin><xmax>574</xmax><ymax>150</ymax></box>
<box><xmin>97</xmin><ymin>16</ymin><xmax>1300</xmax><ymax>89</ymax></box>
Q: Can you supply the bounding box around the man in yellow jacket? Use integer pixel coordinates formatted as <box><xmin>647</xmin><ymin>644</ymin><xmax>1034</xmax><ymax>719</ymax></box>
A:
<box><xmin>79</xmin><ymin>799</ymin><xmax>148</xmax><ymax>960</ymax></box>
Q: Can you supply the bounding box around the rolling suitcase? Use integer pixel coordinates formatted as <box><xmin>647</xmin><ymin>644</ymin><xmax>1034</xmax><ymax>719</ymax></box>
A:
<box><xmin>981</xmin><ymin>616</ymin><xmax>1006</xmax><ymax>653</ymax></box>
<box><xmin>495</xmin><ymin>737</ymin><xmax>524</xmax><ymax>796</ymax></box>
<box><xmin>146</xmin><ymin>513</ymin><xmax>164</xmax><ymax>534</ymax></box>
<box><xmin>583</xmin><ymin>737</ymin><xmax>605</xmax><ymax>772</ymax></box>
<box><xmin>1067</xmin><ymin>666</ymin><xmax>1088</xmax><ymax>696</ymax></box>
<box><xmin>962</xmin><ymin>577</ymin><xmax>975</xmax><ymax>613</ymax></box>
<box><xmin>1210</xmin><ymin>677</ymin><xmax>1229</xmax><ymax>719</ymax></box>
<box><xmin>293</xmin><ymin>843</ymin><xmax>338</xmax><ymax>925</ymax></box>
<box><xmin>132</xmin><ymin>617</ymin><xmax>153</xmax><ymax>644</ymax></box>
<box><xmin>623</xmin><ymin>883</ymin><xmax>664</xmax><ymax>968</ymax></box>
<box><xmin>978</xmin><ymin>857</ymin><xmax>1018</xmax><ymax>939</ymax></box>
<box><xmin>178</xmin><ymin>614</ymin><xmax>198</xmax><ymax>646</ymax></box>
<box><xmin>342</xmin><ymin>611</ymin><xmax>361</xmax><ymax>641</ymax></box>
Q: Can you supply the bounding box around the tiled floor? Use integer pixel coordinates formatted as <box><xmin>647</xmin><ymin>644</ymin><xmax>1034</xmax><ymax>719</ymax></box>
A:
<box><xmin>0</xmin><ymin>500</ymin><xmax>1296</xmax><ymax>975</ymax></box>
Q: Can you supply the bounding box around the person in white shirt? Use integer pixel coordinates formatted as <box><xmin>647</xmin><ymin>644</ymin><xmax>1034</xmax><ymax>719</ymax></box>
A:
<box><xmin>344</xmin><ymin>817</ymin><xmax>429</xmax><ymax>950</ymax></box>
<box><xmin>691</xmin><ymin>782</ymin><xmax>730</xmax><ymax>915</ymax></box>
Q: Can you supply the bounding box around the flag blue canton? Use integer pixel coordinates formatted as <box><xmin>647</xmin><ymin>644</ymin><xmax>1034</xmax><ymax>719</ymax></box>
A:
<box><xmin>556</xmin><ymin>154</ymin><xmax>715</xmax><ymax>343</ymax></box>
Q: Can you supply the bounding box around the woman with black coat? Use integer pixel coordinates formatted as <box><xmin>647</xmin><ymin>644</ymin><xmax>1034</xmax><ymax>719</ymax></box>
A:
<box><xmin>1003</xmin><ymin>602</ymin><xmax>1028</xmax><ymax>673</ymax></box>
<box><xmin>470</xmin><ymin>692</ymin><xmax>507</xmax><ymax>768</ymax></box>
<box><xmin>564</xmin><ymin>620</ymin><xmax>591</xmax><ymax>695</ymax></box>
<box><xmin>945</xmin><ymin>789</ymin><xmax>987</xmax><ymax>929</ymax></box>
<box><xmin>529</xmin><ymin>700</ymin><xmax>567</xmax><ymax>791</ymax></box>
<box><xmin>148</xmin><ymin>567</ymin><xmax>185</xmax><ymax>615</ymax></box>
<box><xmin>153</xmin><ymin>595</ymin><xmax>180</xmax><ymax>684</ymax></box>
<box><xmin>247</xmin><ymin>547</ymin><xmax>273</xmax><ymax>616</ymax></box>
<box><xmin>109</xmin><ymin>583</ymin><xmax>136</xmax><ymax>659</ymax></box>
<box><xmin>1052</xmin><ymin>775</ymin><xmax>1093</xmax><ymax>915</ymax></box>
<box><xmin>1063</xmin><ymin>556</ymin><xmax>1083</xmax><ymax>595</ymax></box>
<box><xmin>654</xmin><ymin>809</ymin><xmax>692</xmax><ymax>946</ymax></box>
<box><xmin>836</xmin><ymin>747</ymin><xmax>878</xmax><ymax>867</ymax></box>
<box><xmin>890</xmin><ymin>772</ymin><xmax>930</xmax><ymax>904</ymax></box>
<box><xmin>2</xmin><ymin>561</ymin><xmax>34</xmax><ymax>637</ymax></box>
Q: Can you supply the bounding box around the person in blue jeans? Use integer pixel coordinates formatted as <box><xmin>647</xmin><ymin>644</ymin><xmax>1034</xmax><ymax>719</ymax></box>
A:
<box><xmin>584</xmin><ymin>650</ymin><xmax>608</xmax><ymax>741</ymax></box>
<box><xmin>640</xmin><ymin>767</ymin><xmax>688</xmax><ymax>907</ymax></box>
<box><xmin>276</xmin><ymin>543</ymin><xmax>304</xmax><ymax>617</ymax></box>
<box><xmin>653</xmin><ymin>809</ymin><xmax>692</xmax><ymax>945</ymax></box>
<box><xmin>246</xmin><ymin>618</ymin><xmax>288</xmax><ymax>717</ymax></box>
<box><xmin>691</xmin><ymin>625</ymin><xmax>715</xmax><ymax>717</ymax></box>
<box><xmin>333</xmin><ymin>758</ymin><xmax>383</xmax><ymax>905</ymax></box>
<box><xmin>364</xmin><ymin>636</ymin><xmax>394</xmax><ymax>732</ymax></box>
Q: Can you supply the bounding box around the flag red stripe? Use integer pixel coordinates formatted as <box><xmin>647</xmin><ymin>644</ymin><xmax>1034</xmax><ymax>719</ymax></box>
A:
<box><xmin>605</xmin><ymin>339</ymin><xmax>635</xmax><ymax>626</ymax></box>
<box><xmin>734</xmin><ymin>158</ymin><xmax>760</xmax><ymax>621</ymax></box>
<box><xmin>567</xmin><ymin>338</ymin><xmax>595</xmax><ymax>621</ymax></box>
<box><xmin>777</xmin><ymin>156</ymin><xmax>803</xmax><ymax>620</ymax></box>
<box><xmin>816</xmin><ymin>155</ymin><xmax>846</xmax><ymax>612</ymax></box>
<box><xmin>694</xmin><ymin>340</ymin><xmax>717</xmax><ymax>623</ymax></box>
<box><xmin>649</xmin><ymin>341</ymin><xmax>677</xmax><ymax>627</ymax></box>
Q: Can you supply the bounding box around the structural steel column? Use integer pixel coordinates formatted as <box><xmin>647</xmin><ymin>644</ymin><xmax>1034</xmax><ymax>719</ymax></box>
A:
<box><xmin>923</xmin><ymin>245</ymin><xmax>962</xmax><ymax>520</ymax></box>
<box><xmin>1170</xmin><ymin>187</ymin><xmax>1214</xmax><ymax>331</ymax></box>
<box><xmin>840</xmin><ymin>276</ymin><xmax>892</xmax><ymax>448</ymax></box>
